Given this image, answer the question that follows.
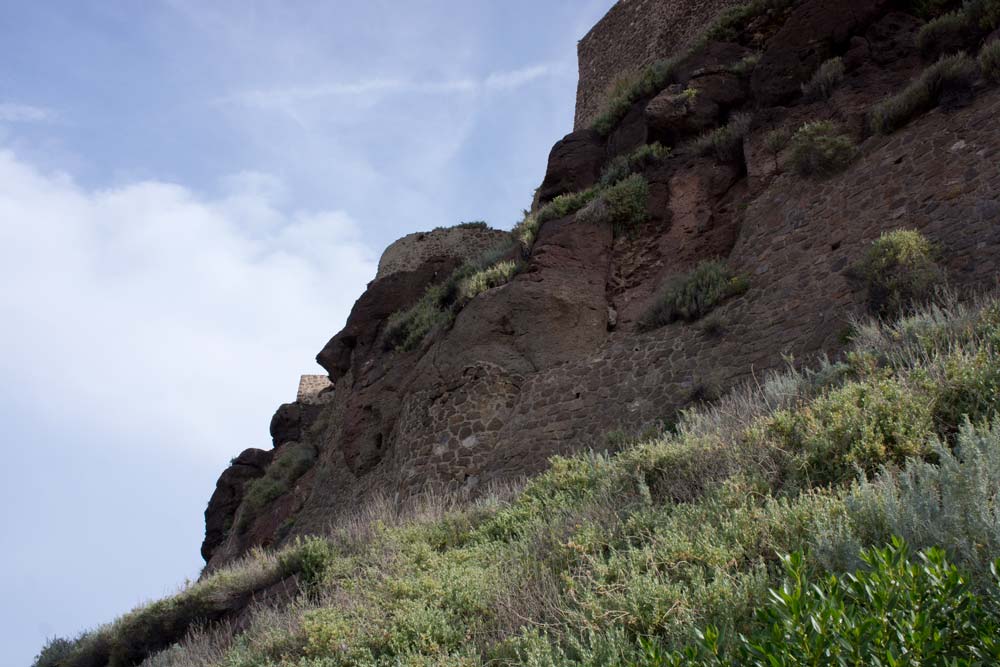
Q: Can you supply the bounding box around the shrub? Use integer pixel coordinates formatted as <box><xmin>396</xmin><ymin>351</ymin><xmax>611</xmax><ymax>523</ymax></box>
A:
<box><xmin>801</xmin><ymin>57</ymin><xmax>845</xmax><ymax>100</ymax></box>
<box><xmin>965</xmin><ymin>0</ymin><xmax>1000</xmax><ymax>30</ymax></box>
<box><xmin>597</xmin><ymin>173</ymin><xmax>650</xmax><ymax>235</ymax></box>
<box><xmin>729</xmin><ymin>52</ymin><xmax>762</xmax><ymax>77</ymax></box>
<box><xmin>818</xmin><ymin>419</ymin><xmax>1000</xmax><ymax>582</ymax></box>
<box><xmin>459</xmin><ymin>260</ymin><xmax>519</xmax><ymax>301</ymax></box>
<box><xmin>599</xmin><ymin>142</ymin><xmax>670</xmax><ymax>187</ymax></box>
<box><xmin>763</xmin><ymin>374</ymin><xmax>937</xmax><ymax>488</ymax></box>
<box><xmin>591</xmin><ymin>58</ymin><xmax>680</xmax><ymax>136</ymax></box>
<box><xmin>239</xmin><ymin>443</ymin><xmax>317</xmax><ymax>533</ymax></box>
<box><xmin>851</xmin><ymin>229</ymin><xmax>944</xmax><ymax>317</ymax></box>
<box><xmin>455</xmin><ymin>220</ymin><xmax>488</xmax><ymax>230</ymax></box>
<box><xmin>640</xmin><ymin>260</ymin><xmax>749</xmax><ymax>329</ymax></box>
<box><xmin>868</xmin><ymin>53</ymin><xmax>978</xmax><ymax>134</ymax></box>
<box><xmin>917</xmin><ymin>11</ymin><xmax>971</xmax><ymax>53</ymax></box>
<box><xmin>787</xmin><ymin>120</ymin><xmax>858</xmax><ymax>177</ymax></box>
<box><xmin>704</xmin><ymin>0</ymin><xmax>798</xmax><ymax>43</ymax></box>
<box><xmin>980</xmin><ymin>38</ymin><xmax>1000</xmax><ymax>81</ymax></box>
<box><xmin>33</xmin><ymin>637</ymin><xmax>77</xmax><ymax>667</ymax></box>
<box><xmin>666</xmin><ymin>539</ymin><xmax>1000</xmax><ymax>665</ymax></box>
<box><xmin>692</xmin><ymin>112</ymin><xmax>753</xmax><ymax>163</ymax></box>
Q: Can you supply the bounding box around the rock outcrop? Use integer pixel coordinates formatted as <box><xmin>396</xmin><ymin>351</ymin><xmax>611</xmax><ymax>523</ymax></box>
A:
<box><xmin>203</xmin><ymin>0</ymin><xmax>1000</xmax><ymax>572</ymax></box>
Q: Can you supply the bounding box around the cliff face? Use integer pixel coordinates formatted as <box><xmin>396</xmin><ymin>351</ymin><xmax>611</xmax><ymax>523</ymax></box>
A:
<box><xmin>203</xmin><ymin>0</ymin><xmax>1000</xmax><ymax>571</ymax></box>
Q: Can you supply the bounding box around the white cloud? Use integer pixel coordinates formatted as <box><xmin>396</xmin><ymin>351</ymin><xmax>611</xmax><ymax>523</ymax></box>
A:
<box><xmin>0</xmin><ymin>103</ymin><xmax>54</xmax><ymax>123</ymax></box>
<box><xmin>218</xmin><ymin>64</ymin><xmax>560</xmax><ymax>112</ymax></box>
<box><xmin>0</xmin><ymin>149</ymin><xmax>377</xmax><ymax>462</ymax></box>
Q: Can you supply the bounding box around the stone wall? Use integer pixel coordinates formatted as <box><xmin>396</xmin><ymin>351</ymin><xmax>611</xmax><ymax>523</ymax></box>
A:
<box><xmin>355</xmin><ymin>86</ymin><xmax>1000</xmax><ymax>498</ymax></box>
<box><xmin>297</xmin><ymin>375</ymin><xmax>333</xmax><ymax>404</ymax></box>
<box><xmin>375</xmin><ymin>226</ymin><xmax>511</xmax><ymax>280</ymax></box>
<box><xmin>575</xmin><ymin>0</ymin><xmax>746</xmax><ymax>130</ymax></box>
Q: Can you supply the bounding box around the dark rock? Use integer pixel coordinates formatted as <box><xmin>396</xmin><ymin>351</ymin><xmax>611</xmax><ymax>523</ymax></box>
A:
<box><xmin>751</xmin><ymin>0</ymin><xmax>891</xmax><ymax>106</ymax></box>
<box><xmin>675</xmin><ymin>41</ymin><xmax>753</xmax><ymax>82</ymax></box>
<box><xmin>866</xmin><ymin>12</ymin><xmax>921</xmax><ymax>65</ymax></box>
<box><xmin>645</xmin><ymin>84</ymin><xmax>720</xmax><ymax>143</ymax></box>
<box><xmin>201</xmin><ymin>448</ymin><xmax>273</xmax><ymax>562</ymax></box>
<box><xmin>269</xmin><ymin>402</ymin><xmax>321</xmax><ymax>447</ymax></box>
<box><xmin>316</xmin><ymin>255</ymin><xmax>465</xmax><ymax>381</ymax></box>
<box><xmin>843</xmin><ymin>36</ymin><xmax>872</xmax><ymax>71</ymax></box>
<box><xmin>607</xmin><ymin>102</ymin><xmax>648</xmax><ymax>157</ymax></box>
<box><xmin>537</xmin><ymin>129</ymin><xmax>607</xmax><ymax>204</ymax></box>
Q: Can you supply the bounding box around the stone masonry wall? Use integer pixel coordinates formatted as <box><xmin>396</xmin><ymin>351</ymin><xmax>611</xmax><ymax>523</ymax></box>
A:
<box><xmin>375</xmin><ymin>87</ymin><xmax>1000</xmax><ymax>495</ymax></box>
<box><xmin>375</xmin><ymin>226</ymin><xmax>511</xmax><ymax>280</ymax></box>
<box><xmin>575</xmin><ymin>0</ymin><xmax>745</xmax><ymax>130</ymax></box>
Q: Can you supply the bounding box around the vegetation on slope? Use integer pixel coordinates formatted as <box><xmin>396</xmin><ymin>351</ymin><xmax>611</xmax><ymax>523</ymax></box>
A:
<box><xmin>39</xmin><ymin>281</ymin><xmax>1000</xmax><ymax>666</ymax></box>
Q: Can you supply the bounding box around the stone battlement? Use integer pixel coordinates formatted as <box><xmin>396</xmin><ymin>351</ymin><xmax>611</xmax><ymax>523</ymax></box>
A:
<box><xmin>297</xmin><ymin>375</ymin><xmax>333</xmax><ymax>404</ymax></box>
<box><xmin>575</xmin><ymin>0</ymin><xmax>744</xmax><ymax>130</ymax></box>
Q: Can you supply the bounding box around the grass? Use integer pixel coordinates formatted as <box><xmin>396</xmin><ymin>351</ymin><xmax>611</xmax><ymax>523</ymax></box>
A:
<box><xmin>980</xmin><ymin>38</ymin><xmax>1000</xmax><ymax>81</ymax></box>
<box><xmin>692</xmin><ymin>112</ymin><xmax>753</xmax><ymax>163</ymax></box>
<box><xmin>384</xmin><ymin>242</ymin><xmax>524</xmax><ymax>352</ymax></box>
<box><xmin>640</xmin><ymin>260</ymin><xmax>750</xmax><ymax>329</ymax></box>
<box><xmin>800</xmin><ymin>57</ymin><xmax>845</xmax><ymax>100</ymax></box>
<box><xmin>577</xmin><ymin>174</ymin><xmax>650</xmax><ymax>236</ymax></box>
<box><xmin>39</xmin><ymin>293</ymin><xmax>1000</xmax><ymax>667</ymax></box>
<box><xmin>238</xmin><ymin>442</ymin><xmax>318</xmax><ymax>534</ymax></box>
<box><xmin>851</xmin><ymin>229</ymin><xmax>944</xmax><ymax>317</ymax></box>
<box><xmin>787</xmin><ymin>121</ymin><xmax>858</xmax><ymax>178</ymax></box>
<box><xmin>599</xmin><ymin>142</ymin><xmax>670</xmax><ymax>187</ymax></box>
<box><xmin>868</xmin><ymin>52</ymin><xmax>978</xmax><ymax>134</ymax></box>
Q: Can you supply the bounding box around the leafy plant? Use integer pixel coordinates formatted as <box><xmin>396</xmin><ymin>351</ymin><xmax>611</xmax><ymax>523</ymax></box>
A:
<box><xmin>640</xmin><ymin>260</ymin><xmax>749</xmax><ymax>329</ymax></box>
<box><xmin>801</xmin><ymin>57</ymin><xmax>845</xmax><ymax>100</ymax></box>
<box><xmin>851</xmin><ymin>229</ymin><xmax>944</xmax><ymax>317</ymax></box>
<box><xmin>600</xmin><ymin>142</ymin><xmax>670</xmax><ymax>187</ymax></box>
<box><xmin>787</xmin><ymin>120</ymin><xmax>858</xmax><ymax>177</ymax></box>
<box><xmin>980</xmin><ymin>38</ymin><xmax>1000</xmax><ymax>81</ymax></box>
<box><xmin>692</xmin><ymin>112</ymin><xmax>753</xmax><ymax>163</ymax></box>
<box><xmin>869</xmin><ymin>53</ymin><xmax>978</xmax><ymax>134</ymax></box>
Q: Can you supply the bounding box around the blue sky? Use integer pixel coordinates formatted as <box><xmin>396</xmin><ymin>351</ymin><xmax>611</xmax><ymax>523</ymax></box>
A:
<box><xmin>0</xmin><ymin>1</ymin><xmax>616</xmax><ymax>664</ymax></box>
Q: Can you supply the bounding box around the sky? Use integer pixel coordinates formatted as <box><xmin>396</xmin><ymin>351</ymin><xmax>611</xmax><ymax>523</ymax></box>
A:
<box><xmin>0</xmin><ymin>1</ymin><xmax>617</xmax><ymax>664</ymax></box>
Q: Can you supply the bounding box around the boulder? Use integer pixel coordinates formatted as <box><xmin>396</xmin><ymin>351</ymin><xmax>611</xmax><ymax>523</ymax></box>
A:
<box><xmin>537</xmin><ymin>129</ymin><xmax>607</xmax><ymax>204</ymax></box>
<box><xmin>751</xmin><ymin>0</ymin><xmax>891</xmax><ymax>106</ymax></box>
<box><xmin>201</xmin><ymin>448</ymin><xmax>273</xmax><ymax>562</ymax></box>
<box><xmin>607</xmin><ymin>102</ymin><xmax>649</xmax><ymax>157</ymax></box>
<box><xmin>316</xmin><ymin>255</ymin><xmax>465</xmax><ymax>381</ymax></box>
<box><xmin>269</xmin><ymin>402</ymin><xmax>322</xmax><ymax>448</ymax></box>
<box><xmin>645</xmin><ymin>84</ymin><xmax>720</xmax><ymax>143</ymax></box>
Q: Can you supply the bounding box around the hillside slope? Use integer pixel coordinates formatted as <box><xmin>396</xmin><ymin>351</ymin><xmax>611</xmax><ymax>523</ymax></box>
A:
<box><xmin>36</xmin><ymin>0</ymin><xmax>1000</xmax><ymax>664</ymax></box>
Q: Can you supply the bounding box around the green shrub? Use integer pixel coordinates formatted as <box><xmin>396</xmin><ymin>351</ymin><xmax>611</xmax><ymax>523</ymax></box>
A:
<box><xmin>703</xmin><ymin>0</ymin><xmax>799</xmax><ymax>43</ymax></box>
<box><xmin>917</xmin><ymin>11</ymin><xmax>971</xmax><ymax>53</ymax></box>
<box><xmin>692</xmin><ymin>112</ymin><xmax>753</xmax><ymax>163</ymax></box>
<box><xmin>591</xmin><ymin>59</ymin><xmax>680</xmax><ymax>136</ymax></box>
<box><xmin>818</xmin><ymin>419</ymin><xmax>1000</xmax><ymax>582</ymax></box>
<box><xmin>801</xmin><ymin>57</ymin><xmax>845</xmax><ymax>100</ymax></box>
<box><xmin>908</xmin><ymin>0</ymin><xmax>959</xmax><ymax>18</ymax></box>
<box><xmin>763</xmin><ymin>375</ymin><xmax>937</xmax><ymax>488</ymax></box>
<box><xmin>852</xmin><ymin>229</ymin><xmax>944</xmax><ymax>317</ymax></box>
<box><xmin>729</xmin><ymin>52</ymin><xmax>762</xmax><ymax>77</ymax></box>
<box><xmin>579</xmin><ymin>173</ymin><xmax>649</xmax><ymax>235</ymax></box>
<box><xmin>33</xmin><ymin>637</ymin><xmax>77</xmax><ymax>667</ymax></box>
<box><xmin>965</xmin><ymin>0</ymin><xmax>1000</xmax><ymax>30</ymax></box>
<box><xmin>664</xmin><ymin>539</ymin><xmax>1000</xmax><ymax>665</ymax></box>
<box><xmin>980</xmin><ymin>38</ymin><xmax>1000</xmax><ymax>80</ymax></box>
<box><xmin>599</xmin><ymin>142</ymin><xmax>670</xmax><ymax>187</ymax></box>
<box><xmin>239</xmin><ymin>442</ymin><xmax>317</xmax><ymax>533</ymax></box>
<box><xmin>787</xmin><ymin>120</ymin><xmax>858</xmax><ymax>177</ymax></box>
<box><xmin>459</xmin><ymin>260</ymin><xmax>519</xmax><ymax>301</ymax></box>
<box><xmin>640</xmin><ymin>260</ymin><xmax>749</xmax><ymax>329</ymax></box>
<box><xmin>868</xmin><ymin>53</ymin><xmax>978</xmax><ymax>134</ymax></box>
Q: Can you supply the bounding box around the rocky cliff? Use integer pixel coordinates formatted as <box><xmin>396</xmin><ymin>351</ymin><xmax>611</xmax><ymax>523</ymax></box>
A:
<box><xmin>202</xmin><ymin>0</ymin><xmax>1000</xmax><ymax>572</ymax></box>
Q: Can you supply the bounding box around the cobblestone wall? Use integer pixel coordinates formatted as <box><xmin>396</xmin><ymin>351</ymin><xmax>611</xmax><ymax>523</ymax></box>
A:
<box><xmin>575</xmin><ymin>0</ymin><xmax>745</xmax><ymax>130</ymax></box>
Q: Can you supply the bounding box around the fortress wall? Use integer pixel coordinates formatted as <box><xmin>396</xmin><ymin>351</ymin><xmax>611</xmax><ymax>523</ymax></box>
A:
<box><xmin>575</xmin><ymin>0</ymin><xmax>745</xmax><ymax>130</ymax></box>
